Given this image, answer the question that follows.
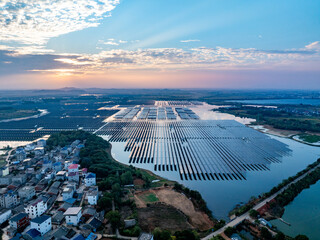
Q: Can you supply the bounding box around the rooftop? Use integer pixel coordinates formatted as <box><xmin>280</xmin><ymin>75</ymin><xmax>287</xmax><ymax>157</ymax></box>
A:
<box><xmin>31</xmin><ymin>215</ymin><xmax>51</xmax><ymax>224</ymax></box>
<box><xmin>64</xmin><ymin>207</ymin><xmax>82</xmax><ymax>216</ymax></box>
<box><xmin>68</xmin><ymin>164</ymin><xmax>79</xmax><ymax>169</ymax></box>
<box><xmin>26</xmin><ymin>228</ymin><xmax>41</xmax><ymax>238</ymax></box>
<box><xmin>85</xmin><ymin>173</ymin><xmax>96</xmax><ymax>179</ymax></box>
<box><xmin>10</xmin><ymin>213</ymin><xmax>28</xmax><ymax>222</ymax></box>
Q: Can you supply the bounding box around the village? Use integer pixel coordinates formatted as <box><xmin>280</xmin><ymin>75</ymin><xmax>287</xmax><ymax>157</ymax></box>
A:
<box><xmin>0</xmin><ymin>138</ymin><xmax>135</xmax><ymax>240</ymax></box>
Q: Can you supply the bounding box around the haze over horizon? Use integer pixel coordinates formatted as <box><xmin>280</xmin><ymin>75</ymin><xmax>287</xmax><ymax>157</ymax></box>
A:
<box><xmin>0</xmin><ymin>0</ymin><xmax>319</xmax><ymax>89</ymax></box>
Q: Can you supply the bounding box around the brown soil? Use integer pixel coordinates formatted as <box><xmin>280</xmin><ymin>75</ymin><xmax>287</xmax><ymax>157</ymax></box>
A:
<box><xmin>262</xmin><ymin>125</ymin><xmax>300</xmax><ymax>137</ymax></box>
<box><xmin>137</xmin><ymin>203</ymin><xmax>193</xmax><ymax>232</ymax></box>
<box><xmin>133</xmin><ymin>178</ymin><xmax>145</xmax><ymax>186</ymax></box>
<box><xmin>134</xmin><ymin>187</ymin><xmax>214</xmax><ymax>231</ymax></box>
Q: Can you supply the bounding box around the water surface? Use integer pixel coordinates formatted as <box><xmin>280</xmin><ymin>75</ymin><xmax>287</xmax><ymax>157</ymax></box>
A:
<box><xmin>108</xmin><ymin>136</ymin><xmax>320</xmax><ymax>220</ymax></box>
<box><xmin>271</xmin><ymin>181</ymin><xmax>320</xmax><ymax>240</ymax></box>
<box><xmin>228</xmin><ymin>99</ymin><xmax>320</xmax><ymax>106</ymax></box>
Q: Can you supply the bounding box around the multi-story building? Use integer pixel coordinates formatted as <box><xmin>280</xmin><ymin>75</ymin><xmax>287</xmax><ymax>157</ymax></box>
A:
<box><xmin>62</xmin><ymin>186</ymin><xmax>74</xmax><ymax>201</ymax></box>
<box><xmin>30</xmin><ymin>215</ymin><xmax>52</xmax><ymax>236</ymax></box>
<box><xmin>9</xmin><ymin>212</ymin><xmax>29</xmax><ymax>230</ymax></box>
<box><xmin>0</xmin><ymin>209</ymin><xmax>12</xmax><ymax>224</ymax></box>
<box><xmin>15</xmin><ymin>148</ymin><xmax>26</xmax><ymax>162</ymax></box>
<box><xmin>67</xmin><ymin>172</ymin><xmax>79</xmax><ymax>182</ymax></box>
<box><xmin>0</xmin><ymin>166</ymin><xmax>9</xmax><ymax>177</ymax></box>
<box><xmin>68</xmin><ymin>164</ymin><xmax>79</xmax><ymax>173</ymax></box>
<box><xmin>85</xmin><ymin>172</ymin><xmax>96</xmax><ymax>187</ymax></box>
<box><xmin>37</xmin><ymin>139</ymin><xmax>47</xmax><ymax>147</ymax></box>
<box><xmin>64</xmin><ymin>207</ymin><xmax>82</xmax><ymax>226</ymax></box>
<box><xmin>24</xmin><ymin>198</ymin><xmax>47</xmax><ymax>219</ymax></box>
<box><xmin>18</xmin><ymin>186</ymin><xmax>36</xmax><ymax>200</ymax></box>
<box><xmin>86</xmin><ymin>187</ymin><xmax>98</xmax><ymax>205</ymax></box>
<box><xmin>0</xmin><ymin>192</ymin><xmax>18</xmax><ymax>208</ymax></box>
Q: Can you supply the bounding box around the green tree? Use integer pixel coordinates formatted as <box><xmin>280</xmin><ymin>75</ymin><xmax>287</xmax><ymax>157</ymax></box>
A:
<box><xmin>275</xmin><ymin>232</ymin><xmax>285</xmax><ymax>240</ymax></box>
<box><xmin>175</xmin><ymin>230</ymin><xmax>199</xmax><ymax>240</ymax></box>
<box><xmin>153</xmin><ymin>228</ymin><xmax>171</xmax><ymax>240</ymax></box>
<box><xmin>224</xmin><ymin>227</ymin><xmax>235</xmax><ymax>237</ymax></box>
<box><xmin>260</xmin><ymin>227</ymin><xmax>273</xmax><ymax>240</ymax></box>
<box><xmin>98</xmin><ymin>194</ymin><xmax>112</xmax><ymax>210</ymax></box>
<box><xmin>121</xmin><ymin>171</ymin><xmax>133</xmax><ymax>185</ymax></box>
<box><xmin>106</xmin><ymin>211</ymin><xmax>122</xmax><ymax>230</ymax></box>
<box><xmin>294</xmin><ymin>235</ymin><xmax>309</xmax><ymax>240</ymax></box>
<box><xmin>249</xmin><ymin>209</ymin><xmax>259</xmax><ymax>218</ymax></box>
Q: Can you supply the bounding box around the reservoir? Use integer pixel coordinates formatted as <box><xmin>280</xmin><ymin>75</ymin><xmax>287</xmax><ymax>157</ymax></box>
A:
<box><xmin>103</xmin><ymin>103</ymin><xmax>320</xmax><ymax>219</ymax></box>
<box><xmin>227</xmin><ymin>99</ymin><xmax>320</xmax><ymax>106</ymax></box>
<box><xmin>107</xmin><ymin>130</ymin><xmax>320</xmax><ymax>220</ymax></box>
<box><xmin>271</xmin><ymin>180</ymin><xmax>320</xmax><ymax>240</ymax></box>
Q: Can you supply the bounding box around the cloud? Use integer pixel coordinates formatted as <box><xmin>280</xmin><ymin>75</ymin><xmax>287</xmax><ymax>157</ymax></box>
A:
<box><xmin>102</xmin><ymin>41</ymin><xmax>119</xmax><ymax>46</ymax></box>
<box><xmin>0</xmin><ymin>0</ymin><xmax>119</xmax><ymax>48</ymax></box>
<box><xmin>180</xmin><ymin>39</ymin><xmax>201</xmax><ymax>43</ymax></box>
<box><xmin>306</xmin><ymin>41</ymin><xmax>320</xmax><ymax>50</ymax></box>
<box><xmin>98</xmin><ymin>39</ymin><xmax>129</xmax><ymax>46</ymax></box>
<box><xmin>1</xmin><ymin>42</ymin><xmax>319</xmax><ymax>77</ymax></box>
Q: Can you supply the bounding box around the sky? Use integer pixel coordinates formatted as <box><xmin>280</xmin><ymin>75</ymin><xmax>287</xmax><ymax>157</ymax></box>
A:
<box><xmin>0</xmin><ymin>0</ymin><xmax>319</xmax><ymax>89</ymax></box>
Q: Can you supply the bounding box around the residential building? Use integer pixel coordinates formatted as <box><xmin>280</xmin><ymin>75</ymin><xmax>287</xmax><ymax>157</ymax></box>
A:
<box><xmin>15</xmin><ymin>148</ymin><xmax>26</xmax><ymax>162</ymax></box>
<box><xmin>9</xmin><ymin>212</ymin><xmax>29</xmax><ymax>229</ymax></box>
<box><xmin>37</xmin><ymin>139</ymin><xmax>46</xmax><ymax>147</ymax></box>
<box><xmin>18</xmin><ymin>186</ymin><xmax>36</xmax><ymax>200</ymax></box>
<box><xmin>0</xmin><ymin>166</ymin><xmax>9</xmax><ymax>177</ymax></box>
<box><xmin>68</xmin><ymin>172</ymin><xmax>79</xmax><ymax>182</ymax></box>
<box><xmin>68</xmin><ymin>164</ymin><xmax>79</xmax><ymax>173</ymax></box>
<box><xmin>0</xmin><ymin>209</ymin><xmax>12</xmax><ymax>224</ymax></box>
<box><xmin>52</xmin><ymin>211</ymin><xmax>64</xmax><ymax>225</ymax></box>
<box><xmin>0</xmin><ymin>176</ymin><xmax>12</xmax><ymax>185</ymax></box>
<box><xmin>24</xmin><ymin>228</ymin><xmax>41</xmax><ymax>240</ymax></box>
<box><xmin>0</xmin><ymin>191</ymin><xmax>18</xmax><ymax>208</ymax></box>
<box><xmin>43</xmin><ymin>160</ymin><xmax>52</xmax><ymax>170</ymax></box>
<box><xmin>64</xmin><ymin>207</ymin><xmax>82</xmax><ymax>225</ymax></box>
<box><xmin>56</xmin><ymin>170</ymin><xmax>67</xmax><ymax>180</ymax></box>
<box><xmin>85</xmin><ymin>173</ymin><xmax>96</xmax><ymax>187</ymax></box>
<box><xmin>12</xmin><ymin>174</ymin><xmax>27</xmax><ymax>184</ymax></box>
<box><xmin>62</xmin><ymin>186</ymin><xmax>74</xmax><ymax>201</ymax></box>
<box><xmin>53</xmin><ymin>162</ymin><xmax>63</xmax><ymax>171</ymax></box>
<box><xmin>25</xmin><ymin>198</ymin><xmax>47</xmax><ymax>219</ymax></box>
<box><xmin>86</xmin><ymin>188</ymin><xmax>98</xmax><ymax>205</ymax></box>
<box><xmin>30</xmin><ymin>215</ymin><xmax>52</xmax><ymax>235</ymax></box>
<box><xmin>34</xmin><ymin>147</ymin><xmax>45</xmax><ymax>156</ymax></box>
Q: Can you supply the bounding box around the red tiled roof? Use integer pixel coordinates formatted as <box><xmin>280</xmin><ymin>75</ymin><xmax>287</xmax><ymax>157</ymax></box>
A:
<box><xmin>68</xmin><ymin>164</ymin><xmax>79</xmax><ymax>169</ymax></box>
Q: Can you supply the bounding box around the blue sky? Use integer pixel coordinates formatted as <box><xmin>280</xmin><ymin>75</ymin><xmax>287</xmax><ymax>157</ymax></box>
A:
<box><xmin>46</xmin><ymin>0</ymin><xmax>320</xmax><ymax>53</ymax></box>
<box><xmin>0</xmin><ymin>0</ymin><xmax>319</xmax><ymax>89</ymax></box>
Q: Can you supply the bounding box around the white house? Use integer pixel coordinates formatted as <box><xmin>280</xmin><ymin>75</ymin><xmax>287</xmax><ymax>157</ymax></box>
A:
<box><xmin>25</xmin><ymin>198</ymin><xmax>47</xmax><ymax>219</ymax></box>
<box><xmin>64</xmin><ymin>207</ymin><xmax>82</xmax><ymax>226</ymax></box>
<box><xmin>56</xmin><ymin>170</ymin><xmax>67</xmax><ymax>180</ymax></box>
<box><xmin>0</xmin><ymin>166</ymin><xmax>9</xmax><ymax>177</ymax></box>
<box><xmin>85</xmin><ymin>172</ymin><xmax>96</xmax><ymax>187</ymax></box>
<box><xmin>0</xmin><ymin>209</ymin><xmax>11</xmax><ymax>224</ymax></box>
<box><xmin>34</xmin><ymin>147</ymin><xmax>45</xmax><ymax>156</ymax></box>
<box><xmin>86</xmin><ymin>188</ymin><xmax>98</xmax><ymax>205</ymax></box>
<box><xmin>30</xmin><ymin>215</ymin><xmax>52</xmax><ymax>236</ymax></box>
<box><xmin>62</xmin><ymin>186</ymin><xmax>74</xmax><ymax>201</ymax></box>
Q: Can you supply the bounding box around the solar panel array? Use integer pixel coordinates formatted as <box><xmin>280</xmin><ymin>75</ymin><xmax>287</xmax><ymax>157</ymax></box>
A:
<box><xmin>96</xmin><ymin>120</ymin><xmax>290</xmax><ymax>181</ymax></box>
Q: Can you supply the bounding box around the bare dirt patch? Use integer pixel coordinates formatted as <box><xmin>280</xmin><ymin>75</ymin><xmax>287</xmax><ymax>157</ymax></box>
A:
<box><xmin>137</xmin><ymin>203</ymin><xmax>193</xmax><ymax>232</ymax></box>
<box><xmin>134</xmin><ymin>187</ymin><xmax>214</xmax><ymax>231</ymax></box>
